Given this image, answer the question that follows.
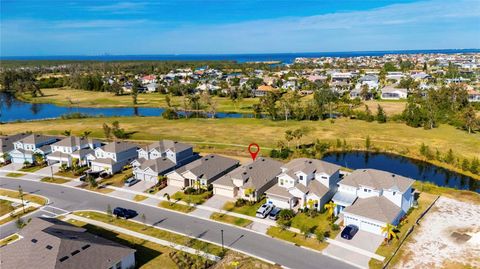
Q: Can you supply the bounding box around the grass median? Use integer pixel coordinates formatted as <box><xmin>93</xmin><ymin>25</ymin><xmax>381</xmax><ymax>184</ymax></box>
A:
<box><xmin>40</xmin><ymin>177</ymin><xmax>69</xmax><ymax>184</ymax></box>
<box><xmin>210</xmin><ymin>212</ymin><xmax>252</xmax><ymax>227</ymax></box>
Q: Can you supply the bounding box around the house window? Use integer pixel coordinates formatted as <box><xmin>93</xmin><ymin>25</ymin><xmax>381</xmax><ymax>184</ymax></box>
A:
<box><xmin>115</xmin><ymin>261</ymin><xmax>122</xmax><ymax>269</ymax></box>
<box><xmin>299</xmin><ymin>175</ymin><xmax>304</xmax><ymax>181</ymax></box>
<box><xmin>280</xmin><ymin>179</ymin><xmax>284</xmax><ymax>185</ymax></box>
<box><xmin>393</xmin><ymin>192</ymin><xmax>396</xmax><ymax>195</ymax></box>
<box><xmin>364</xmin><ymin>188</ymin><xmax>367</xmax><ymax>192</ymax></box>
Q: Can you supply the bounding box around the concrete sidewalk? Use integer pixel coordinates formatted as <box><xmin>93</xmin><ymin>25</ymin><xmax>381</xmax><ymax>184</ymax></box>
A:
<box><xmin>65</xmin><ymin>214</ymin><xmax>221</xmax><ymax>262</ymax></box>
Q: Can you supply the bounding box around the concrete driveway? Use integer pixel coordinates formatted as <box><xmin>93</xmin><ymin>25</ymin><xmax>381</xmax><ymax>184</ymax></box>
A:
<box><xmin>155</xmin><ymin>185</ymin><xmax>181</xmax><ymax>197</ymax></box>
<box><xmin>190</xmin><ymin>194</ymin><xmax>234</xmax><ymax>218</ymax></box>
<box><xmin>0</xmin><ymin>163</ymin><xmax>22</xmax><ymax>172</ymax></box>
<box><xmin>122</xmin><ymin>180</ymin><xmax>156</xmax><ymax>192</ymax></box>
<box><xmin>324</xmin><ymin>231</ymin><xmax>385</xmax><ymax>269</ymax></box>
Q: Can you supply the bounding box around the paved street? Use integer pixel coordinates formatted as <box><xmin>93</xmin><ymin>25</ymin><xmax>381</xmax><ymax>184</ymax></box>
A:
<box><xmin>0</xmin><ymin>176</ymin><xmax>354</xmax><ymax>269</ymax></box>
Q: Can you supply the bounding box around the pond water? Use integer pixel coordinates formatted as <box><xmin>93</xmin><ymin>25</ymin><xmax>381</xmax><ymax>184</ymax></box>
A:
<box><xmin>322</xmin><ymin>151</ymin><xmax>479</xmax><ymax>193</ymax></box>
<box><xmin>0</xmin><ymin>92</ymin><xmax>251</xmax><ymax>122</ymax></box>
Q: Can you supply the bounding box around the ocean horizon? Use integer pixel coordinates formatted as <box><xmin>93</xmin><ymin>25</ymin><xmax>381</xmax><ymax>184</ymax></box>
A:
<box><xmin>1</xmin><ymin>48</ymin><xmax>479</xmax><ymax>64</ymax></box>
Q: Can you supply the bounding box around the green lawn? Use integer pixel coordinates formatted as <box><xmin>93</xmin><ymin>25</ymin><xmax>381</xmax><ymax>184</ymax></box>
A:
<box><xmin>0</xmin><ymin>234</ymin><xmax>20</xmax><ymax>247</ymax></box>
<box><xmin>0</xmin><ymin>200</ymin><xmax>15</xmax><ymax>216</ymax></box>
<box><xmin>369</xmin><ymin>192</ymin><xmax>438</xmax><ymax>269</ymax></box>
<box><xmin>73</xmin><ymin>211</ymin><xmax>224</xmax><ymax>257</ymax></box>
<box><xmin>6</xmin><ymin>173</ymin><xmax>24</xmax><ymax>178</ymax></box>
<box><xmin>210</xmin><ymin>212</ymin><xmax>253</xmax><ymax>227</ymax></box>
<box><xmin>222</xmin><ymin>198</ymin><xmax>266</xmax><ymax>217</ymax></box>
<box><xmin>40</xmin><ymin>177</ymin><xmax>69</xmax><ymax>184</ymax></box>
<box><xmin>98</xmin><ymin>168</ymin><xmax>132</xmax><ymax>187</ymax></box>
<box><xmin>171</xmin><ymin>191</ymin><xmax>212</xmax><ymax>205</ymax></box>
<box><xmin>159</xmin><ymin>201</ymin><xmax>195</xmax><ymax>213</ymax></box>
<box><xmin>19</xmin><ymin>165</ymin><xmax>44</xmax><ymax>173</ymax></box>
<box><xmin>0</xmin><ymin>206</ymin><xmax>38</xmax><ymax>225</ymax></box>
<box><xmin>133</xmin><ymin>194</ymin><xmax>148</xmax><ymax>202</ymax></box>
<box><xmin>267</xmin><ymin>226</ymin><xmax>328</xmax><ymax>251</ymax></box>
<box><xmin>290</xmin><ymin>210</ymin><xmax>340</xmax><ymax>238</ymax></box>
<box><xmin>55</xmin><ymin>170</ymin><xmax>81</xmax><ymax>178</ymax></box>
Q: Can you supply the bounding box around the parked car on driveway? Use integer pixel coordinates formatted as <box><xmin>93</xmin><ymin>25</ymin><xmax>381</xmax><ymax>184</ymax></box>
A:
<box><xmin>113</xmin><ymin>207</ymin><xmax>138</xmax><ymax>219</ymax></box>
<box><xmin>124</xmin><ymin>177</ymin><xmax>139</xmax><ymax>187</ymax></box>
<box><xmin>256</xmin><ymin>203</ymin><xmax>274</xmax><ymax>218</ymax></box>
<box><xmin>341</xmin><ymin>224</ymin><xmax>359</xmax><ymax>240</ymax></box>
<box><xmin>268</xmin><ymin>207</ymin><xmax>281</xmax><ymax>220</ymax></box>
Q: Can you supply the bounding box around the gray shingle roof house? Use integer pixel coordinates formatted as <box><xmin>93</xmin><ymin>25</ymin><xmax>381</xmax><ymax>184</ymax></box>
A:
<box><xmin>133</xmin><ymin>140</ymin><xmax>198</xmax><ymax>183</ymax></box>
<box><xmin>334</xmin><ymin>169</ymin><xmax>415</xmax><ymax>236</ymax></box>
<box><xmin>212</xmin><ymin>157</ymin><xmax>283</xmax><ymax>200</ymax></box>
<box><xmin>46</xmin><ymin>136</ymin><xmax>102</xmax><ymax>167</ymax></box>
<box><xmin>9</xmin><ymin>134</ymin><xmax>59</xmax><ymax>164</ymax></box>
<box><xmin>265</xmin><ymin>158</ymin><xmax>341</xmax><ymax>211</ymax></box>
<box><xmin>90</xmin><ymin>141</ymin><xmax>138</xmax><ymax>174</ymax></box>
<box><xmin>0</xmin><ymin>133</ymin><xmax>30</xmax><ymax>163</ymax></box>
<box><xmin>0</xmin><ymin>217</ymin><xmax>135</xmax><ymax>269</ymax></box>
<box><xmin>166</xmin><ymin>154</ymin><xmax>239</xmax><ymax>188</ymax></box>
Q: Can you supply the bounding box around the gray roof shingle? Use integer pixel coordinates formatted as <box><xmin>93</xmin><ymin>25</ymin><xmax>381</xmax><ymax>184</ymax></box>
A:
<box><xmin>344</xmin><ymin>196</ymin><xmax>402</xmax><ymax>223</ymax></box>
<box><xmin>339</xmin><ymin>169</ymin><xmax>414</xmax><ymax>193</ymax></box>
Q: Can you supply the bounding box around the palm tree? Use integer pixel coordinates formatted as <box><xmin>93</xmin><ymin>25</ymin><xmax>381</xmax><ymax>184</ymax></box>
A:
<box><xmin>61</xmin><ymin>130</ymin><xmax>71</xmax><ymax>136</ymax></box>
<box><xmin>2</xmin><ymin>152</ymin><xmax>10</xmax><ymax>164</ymax></box>
<box><xmin>163</xmin><ymin>193</ymin><xmax>171</xmax><ymax>205</ymax></box>
<box><xmin>244</xmin><ymin>188</ymin><xmax>255</xmax><ymax>202</ymax></box>
<box><xmin>307</xmin><ymin>199</ymin><xmax>315</xmax><ymax>210</ymax></box>
<box><xmin>381</xmin><ymin>223</ymin><xmax>399</xmax><ymax>245</ymax></box>
<box><xmin>81</xmin><ymin>130</ymin><xmax>92</xmax><ymax>139</ymax></box>
<box><xmin>33</xmin><ymin>153</ymin><xmax>44</xmax><ymax>166</ymax></box>
<box><xmin>324</xmin><ymin>201</ymin><xmax>336</xmax><ymax>223</ymax></box>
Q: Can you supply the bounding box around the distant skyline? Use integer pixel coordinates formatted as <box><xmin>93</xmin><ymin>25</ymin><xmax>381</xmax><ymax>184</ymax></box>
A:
<box><xmin>1</xmin><ymin>0</ymin><xmax>479</xmax><ymax>56</ymax></box>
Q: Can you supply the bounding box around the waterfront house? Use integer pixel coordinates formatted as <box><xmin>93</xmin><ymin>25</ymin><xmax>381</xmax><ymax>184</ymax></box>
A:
<box><xmin>89</xmin><ymin>141</ymin><xmax>138</xmax><ymax>174</ymax></box>
<box><xmin>166</xmin><ymin>154</ymin><xmax>239</xmax><ymax>188</ymax></box>
<box><xmin>0</xmin><ymin>217</ymin><xmax>135</xmax><ymax>269</ymax></box>
<box><xmin>46</xmin><ymin>136</ymin><xmax>102</xmax><ymax>167</ymax></box>
<box><xmin>265</xmin><ymin>158</ymin><xmax>341</xmax><ymax>211</ymax></box>
<box><xmin>132</xmin><ymin>140</ymin><xmax>198</xmax><ymax>183</ymax></box>
<box><xmin>212</xmin><ymin>157</ymin><xmax>283</xmax><ymax>200</ymax></box>
<box><xmin>9</xmin><ymin>134</ymin><xmax>59</xmax><ymax>164</ymax></box>
<box><xmin>333</xmin><ymin>169</ymin><xmax>415</xmax><ymax>236</ymax></box>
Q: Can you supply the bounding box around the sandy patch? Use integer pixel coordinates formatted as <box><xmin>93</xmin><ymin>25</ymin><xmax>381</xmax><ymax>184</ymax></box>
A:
<box><xmin>395</xmin><ymin>196</ymin><xmax>480</xmax><ymax>269</ymax></box>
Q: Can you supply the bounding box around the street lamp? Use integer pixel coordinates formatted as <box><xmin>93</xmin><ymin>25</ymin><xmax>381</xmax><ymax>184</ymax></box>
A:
<box><xmin>221</xmin><ymin>229</ymin><xmax>224</xmax><ymax>252</ymax></box>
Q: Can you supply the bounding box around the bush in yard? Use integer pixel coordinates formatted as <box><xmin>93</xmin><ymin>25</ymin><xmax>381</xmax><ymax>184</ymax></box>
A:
<box><xmin>234</xmin><ymin>198</ymin><xmax>248</xmax><ymax>207</ymax></box>
<box><xmin>184</xmin><ymin>187</ymin><xmax>196</xmax><ymax>195</ymax></box>
<box><xmin>331</xmin><ymin>223</ymin><xmax>340</xmax><ymax>231</ymax></box>
<box><xmin>122</xmin><ymin>173</ymin><xmax>134</xmax><ymax>182</ymax></box>
<box><xmin>277</xmin><ymin>219</ymin><xmax>292</xmax><ymax>230</ymax></box>
<box><xmin>278</xmin><ymin>209</ymin><xmax>295</xmax><ymax>221</ymax></box>
<box><xmin>315</xmin><ymin>230</ymin><xmax>325</xmax><ymax>243</ymax></box>
<box><xmin>323</xmin><ymin>230</ymin><xmax>331</xmax><ymax>238</ymax></box>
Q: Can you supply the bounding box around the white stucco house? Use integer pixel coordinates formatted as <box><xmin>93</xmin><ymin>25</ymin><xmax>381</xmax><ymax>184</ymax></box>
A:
<box><xmin>212</xmin><ymin>157</ymin><xmax>283</xmax><ymax>200</ymax></box>
<box><xmin>46</xmin><ymin>136</ymin><xmax>102</xmax><ymax>167</ymax></box>
<box><xmin>132</xmin><ymin>140</ymin><xmax>198</xmax><ymax>183</ymax></box>
<box><xmin>380</xmin><ymin>85</ymin><xmax>408</xmax><ymax>100</ymax></box>
<box><xmin>265</xmin><ymin>158</ymin><xmax>341</xmax><ymax>211</ymax></box>
<box><xmin>333</xmin><ymin>169</ymin><xmax>415</xmax><ymax>236</ymax></box>
<box><xmin>9</xmin><ymin>134</ymin><xmax>59</xmax><ymax>164</ymax></box>
<box><xmin>89</xmin><ymin>141</ymin><xmax>138</xmax><ymax>174</ymax></box>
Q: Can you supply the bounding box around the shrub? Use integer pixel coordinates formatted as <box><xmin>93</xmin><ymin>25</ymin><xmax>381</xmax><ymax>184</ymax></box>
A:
<box><xmin>331</xmin><ymin>224</ymin><xmax>340</xmax><ymax>231</ymax></box>
<box><xmin>278</xmin><ymin>209</ymin><xmax>295</xmax><ymax>221</ymax></box>
<box><xmin>315</xmin><ymin>230</ymin><xmax>325</xmax><ymax>242</ymax></box>
<box><xmin>323</xmin><ymin>230</ymin><xmax>331</xmax><ymax>238</ymax></box>
<box><xmin>234</xmin><ymin>198</ymin><xmax>248</xmax><ymax>207</ymax></box>
<box><xmin>184</xmin><ymin>187</ymin><xmax>196</xmax><ymax>195</ymax></box>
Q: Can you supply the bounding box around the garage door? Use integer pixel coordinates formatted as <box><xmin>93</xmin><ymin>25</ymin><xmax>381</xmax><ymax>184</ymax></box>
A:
<box><xmin>168</xmin><ymin>178</ymin><xmax>186</xmax><ymax>188</ymax></box>
<box><xmin>213</xmin><ymin>186</ymin><xmax>235</xmax><ymax>198</ymax></box>
<box><xmin>91</xmin><ymin>165</ymin><xmax>105</xmax><ymax>172</ymax></box>
<box><xmin>135</xmin><ymin>172</ymin><xmax>157</xmax><ymax>183</ymax></box>
<box><xmin>360</xmin><ymin>220</ymin><xmax>383</xmax><ymax>235</ymax></box>
<box><xmin>11</xmin><ymin>157</ymin><xmax>25</xmax><ymax>164</ymax></box>
<box><xmin>267</xmin><ymin>197</ymin><xmax>290</xmax><ymax>209</ymax></box>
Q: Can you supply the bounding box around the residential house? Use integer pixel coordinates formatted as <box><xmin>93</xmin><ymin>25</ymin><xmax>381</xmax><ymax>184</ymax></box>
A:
<box><xmin>357</xmin><ymin>75</ymin><xmax>379</xmax><ymax>90</ymax></box>
<box><xmin>468</xmin><ymin>89</ymin><xmax>480</xmax><ymax>102</ymax></box>
<box><xmin>0</xmin><ymin>133</ymin><xmax>30</xmax><ymax>163</ymax></box>
<box><xmin>253</xmin><ymin>85</ymin><xmax>277</xmax><ymax>97</ymax></box>
<box><xmin>89</xmin><ymin>141</ymin><xmax>138</xmax><ymax>174</ymax></box>
<box><xmin>333</xmin><ymin>169</ymin><xmax>415</xmax><ymax>236</ymax></box>
<box><xmin>132</xmin><ymin>140</ymin><xmax>198</xmax><ymax>182</ymax></box>
<box><xmin>166</xmin><ymin>154</ymin><xmax>239</xmax><ymax>188</ymax></box>
<box><xmin>212</xmin><ymin>157</ymin><xmax>282</xmax><ymax>200</ymax></box>
<box><xmin>9</xmin><ymin>134</ymin><xmax>59</xmax><ymax>164</ymax></box>
<box><xmin>0</xmin><ymin>217</ymin><xmax>135</xmax><ymax>269</ymax></box>
<box><xmin>380</xmin><ymin>85</ymin><xmax>408</xmax><ymax>100</ymax></box>
<box><xmin>145</xmin><ymin>82</ymin><xmax>158</xmax><ymax>93</ymax></box>
<box><xmin>386</xmin><ymin>72</ymin><xmax>405</xmax><ymax>81</ymax></box>
<box><xmin>46</xmin><ymin>136</ymin><xmax>102</xmax><ymax>167</ymax></box>
<box><xmin>265</xmin><ymin>158</ymin><xmax>341</xmax><ymax>211</ymax></box>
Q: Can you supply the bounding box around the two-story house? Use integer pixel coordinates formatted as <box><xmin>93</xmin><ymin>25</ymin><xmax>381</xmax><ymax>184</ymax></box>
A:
<box><xmin>46</xmin><ymin>136</ymin><xmax>102</xmax><ymax>167</ymax></box>
<box><xmin>265</xmin><ymin>158</ymin><xmax>341</xmax><ymax>211</ymax></box>
<box><xmin>0</xmin><ymin>133</ymin><xmax>30</xmax><ymax>163</ymax></box>
<box><xmin>89</xmin><ymin>141</ymin><xmax>138</xmax><ymax>174</ymax></box>
<box><xmin>212</xmin><ymin>157</ymin><xmax>282</xmax><ymax>200</ymax></box>
<box><xmin>132</xmin><ymin>140</ymin><xmax>198</xmax><ymax>183</ymax></box>
<box><xmin>9</xmin><ymin>134</ymin><xmax>59</xmax><ymax>164</ymax></box>
<box><xmin>333</xmin><ymin>169</ymin><xmax>415</xmax><ymax>236</ymax></box>
<box><xmin>166</xmin><ymin>154</ymin><xmax>239</xmax><ymax>188</ymax></box>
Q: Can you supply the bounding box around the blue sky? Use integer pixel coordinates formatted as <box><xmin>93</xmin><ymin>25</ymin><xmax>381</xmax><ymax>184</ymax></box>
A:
<box><xmin>1</xmin><ymin>0</ymin><xmax>479</xmax><ymax>56</ymax></box>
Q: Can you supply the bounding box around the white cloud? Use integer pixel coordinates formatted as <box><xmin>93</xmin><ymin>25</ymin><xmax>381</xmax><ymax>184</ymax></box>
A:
<box><xmin>87</xmin><ymin>1</ymin><xmax>148</xmax><ymax>12</ymax></box>
<box><xmin>53</xmin><ymin>19</ymin><xmax>149</xmax><ymax>29</ymax></box>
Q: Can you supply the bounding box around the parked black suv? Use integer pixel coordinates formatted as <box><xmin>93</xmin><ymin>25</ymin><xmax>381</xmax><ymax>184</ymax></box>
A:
<box><xmin>113</xmin><ymin>207</ymin><xmax>138</xmax><ymax>219</ymax></box>
<box><xmin>341</xmin><ymin>224</ymin><xmax>359</xmax><ymax>240</ymax></box>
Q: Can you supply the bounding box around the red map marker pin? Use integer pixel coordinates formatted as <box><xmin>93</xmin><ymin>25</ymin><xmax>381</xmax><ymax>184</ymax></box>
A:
<box><xmin>248</xmin><ymin>143</ymin><xmax>260</xmax><ymax>161</ymax></box>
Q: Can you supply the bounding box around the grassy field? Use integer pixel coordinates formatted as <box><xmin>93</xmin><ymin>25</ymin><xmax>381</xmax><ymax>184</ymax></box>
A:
<box><xmin>210</xmin><ymin>212</ymin><xmax>253</xmax><ymax>227</ymax></box>
<box><xmin>266</xmin><ymin>226</ymin><xmax>328</xmax><ymax>251</ymax></box>
<box><xmin>19</xmin><ymin>87</ymin><xmax>261</xmax><ymax>113</ymax></box>
<box><xmin>159</xmin><ymin>201</ymin><xmax>195</xmax><ymax>213</ymax></box>
<box><xmin>0</xmin><ymin>188</ymin><xmax>47</xmax><ymax>205</ymax></box>
<box><xmin>369</xmin><ymin>192</ymin><xmax>438</xmax><ymax>269</ymax></box>
<box><xmin>290</xmin><ymin>211</ymin><xmax>339</xmax><ymax>238</ymax></box>
<box><xmin>361</xmin><ymin>100</ymin><xmax>406</xmax><ymax>116</ymax></box>
<box><xmin>40</xmin><ymin>177</ymin><xmax>69</xmax><ymax>184</ymax></box>
<box><xmin>0</xmin><ymin>199</ymin><xmax>15</xmax><ymax>216</ymax></box>
<box><xmin>222</xmin><ymin>198</ymin><xmax>266</xmax><ymax>217</ymax></box>
<box><xmin>171</xmin><ymin>191</ymin><xmax>212</xmax><ymax>205</ymax></box>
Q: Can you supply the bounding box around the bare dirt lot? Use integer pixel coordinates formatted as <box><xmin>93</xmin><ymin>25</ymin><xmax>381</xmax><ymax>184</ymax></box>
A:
<box><xmin>394</xmin><ymin>196</ymin><xmax>480</xmax><ymax>269</ymax></box>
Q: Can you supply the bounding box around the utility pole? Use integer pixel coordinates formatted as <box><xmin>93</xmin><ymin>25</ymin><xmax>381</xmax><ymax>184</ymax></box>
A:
<box><xmin>50</xmin><ymin>165</ymin><xmax>54</xmax><ymax>180</ymax></box>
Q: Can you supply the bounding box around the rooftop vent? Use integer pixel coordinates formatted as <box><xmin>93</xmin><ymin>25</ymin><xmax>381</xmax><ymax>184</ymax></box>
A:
<box><xmin>81</xmin><ymin>244</ymin><xmax>91</xmax><ymax>250</ymax></box>
<box><xmin>262</xmin><ymin>158</ymin><xmax>265</xmax><ymax>161</ymax></box>
<box><xmin>31</xmin><ymin>239</ymin><xmax>38</xmax><ymax>243</ymax></box>
<box><xmin>46</xmin><ymin>245</ymin><xmax>53</xmax><ymax>250</ymax></box>
<box><xmin>71</xmin><ymin>250</ymin><xmax>80</xmax><ymax>256</ymax></box>
<box><xmin>308</xmin><ymin>161</ymin><xmax>312</xmax><ymax>164</ymax></box>
<box><xmin>243</xmin><ymin>172</ymin><xmax>247</xmax><ymax>175</ymax></box>
<box><xmin>249</xmin><ymin>167</ymin><xmax>253</xmax><ymax>169</ymax></box>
